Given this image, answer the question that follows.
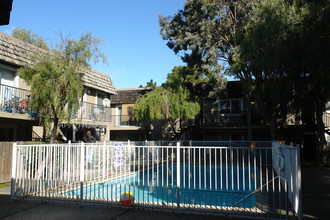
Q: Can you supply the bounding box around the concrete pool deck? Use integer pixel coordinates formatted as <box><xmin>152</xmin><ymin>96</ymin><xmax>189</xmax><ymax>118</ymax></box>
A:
<box><xmin>1</xmin><ymin>164</ymin><xmax>329</xmax><ymax>219</ymax></box>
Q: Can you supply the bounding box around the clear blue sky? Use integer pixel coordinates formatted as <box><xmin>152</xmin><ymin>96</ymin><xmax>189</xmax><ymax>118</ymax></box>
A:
<box><xmin>0</xmin><ymin>0</ymin><xmax>187</xmax><ymax>89</ymax></box>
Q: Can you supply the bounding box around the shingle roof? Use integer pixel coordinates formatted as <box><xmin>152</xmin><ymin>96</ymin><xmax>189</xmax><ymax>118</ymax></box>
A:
<box><xmin>0</xmin><ymin>32</ymin><xmax>116</xmax><ymax>95</ymax></box>
<box><xmin>81</xmin><ymin>69</ymin><xmax>116</xmax><ymax>95</ymax></box>
<box><xmin>111</xmin><ymin>87</ymin><xmax>153</xmax><ymax>104</ymax></box>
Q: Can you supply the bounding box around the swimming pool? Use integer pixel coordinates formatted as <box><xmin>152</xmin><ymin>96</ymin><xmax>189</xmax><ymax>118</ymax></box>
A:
<box><xmin>67</xmin><ymin>165</ymin><xmax>256</xmax><ymax>208</ymax></box>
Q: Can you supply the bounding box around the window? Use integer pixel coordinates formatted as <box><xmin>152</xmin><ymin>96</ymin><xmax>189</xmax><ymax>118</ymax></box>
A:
<box><xmin>219</xmin><ymin>99</ymin><xmax>242</xmax><ymax>114</ymax></box>
<box><xmin>0</xmin><ymin>66</ymin><xmax>16</xmax><ymax>87</ymax></box>
<box><xmin>220</xmin><ymin>100</ymin><xmax>230</xmax><ymax>114</ymax></box>
<box><xmin>96</xmin><ymin>92</ymin><xmax>105</xmax><ymax>106</ymax></box>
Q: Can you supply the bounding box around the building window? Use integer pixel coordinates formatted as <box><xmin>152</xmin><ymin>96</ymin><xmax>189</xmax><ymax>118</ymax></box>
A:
<box><xmin>219</xmin><ymin>99</ymin><xmax>242</xmax><ymax>114</ymax></box>
<box><xmin>0</xmin><ymin>66</ymin><xmax>16</xmax><ymax>87</ymax></box>
<box><xmin>96</xmin><ymin>92</ymin><xmax>106</xmax><ymax>106</ymax></box>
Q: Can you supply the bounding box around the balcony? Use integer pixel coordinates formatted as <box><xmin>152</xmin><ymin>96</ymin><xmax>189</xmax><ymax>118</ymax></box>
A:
<box><xmin>110</xmin><ymin>114</ymin><xmax>142</xmax><ymax>127</ymax></box>
<box><xmin>0</xmin><ymin>84</ymin><xmax>113</xmax><ymax>123</ymax></box>
<box><xmin>72</xmin><ymin>102</ymin><xmax>111</xmax><ymax>122</ymax></box>
<box><xmin>201</xmin><ymin>111</ymin><xmax>245</xmax><ymax>127</ymax></box>
<box><xmin>0</xmin><ymin>84</ymin><xmax>33</xmax><ymax>115</ymax></box>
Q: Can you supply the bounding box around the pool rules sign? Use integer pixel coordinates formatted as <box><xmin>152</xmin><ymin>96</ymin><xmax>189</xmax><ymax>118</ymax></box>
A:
<box><xmin>114</xmin><ymin>143</ymin><xmax>124</xmax><ymax>169</ymax></box>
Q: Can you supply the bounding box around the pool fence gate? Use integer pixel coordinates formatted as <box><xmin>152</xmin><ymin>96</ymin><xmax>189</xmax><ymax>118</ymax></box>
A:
<box><xmin>11</xmin><ymin>141</ymin><xmax>302</xmax><ymax>219</ymax></box>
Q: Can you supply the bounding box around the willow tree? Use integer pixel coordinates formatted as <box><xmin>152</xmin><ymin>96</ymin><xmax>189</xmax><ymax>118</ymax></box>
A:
<box><xmin>18</xmin><ymin>31</ymin><xmax>106</xmax><ymax>143</ymax></box>
<box><xmin>134</xmin><ymin>86</ymin><xmax>200</xmax><ymax>139</ymax></box>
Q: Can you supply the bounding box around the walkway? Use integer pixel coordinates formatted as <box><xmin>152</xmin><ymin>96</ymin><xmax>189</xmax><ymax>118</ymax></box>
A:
<box><xmin>301</xmin><ymin>164</ymin><xmax>330</xmax><ymax>219</ymax></box>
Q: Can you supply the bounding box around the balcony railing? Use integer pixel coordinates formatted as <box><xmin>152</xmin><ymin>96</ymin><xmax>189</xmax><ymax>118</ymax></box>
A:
<box><xmin>202</xmin><ymin>111</ymin><xmax>245</xmax><ymax>127</ymax></box>
<box><xmin>0</xmin><ymin>84</ymin><xmax>113</xmax><ymax>123</ymax></box>
<box><xmin>72</xmin><ymin>102</ymin><xmax>111</xmax><ymax>122</ymax></box>
<box><xmin>110</xmin><ymin>114</ymin><xmax>142</xmax><ymax>127</ymax></box>
<box><xmin>0</xmin><ymin>84</ymin><xmax>33</xmax><ymax>114</ymax></box>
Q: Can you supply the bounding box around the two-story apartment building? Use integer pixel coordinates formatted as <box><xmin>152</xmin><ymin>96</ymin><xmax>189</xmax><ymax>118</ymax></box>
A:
<box><xmin>109</xmin><ymin>87</ymin><xmax>152</xmax><ymax>141</ymax></box>
<box><xmin>190</xmin><ymin>81</ymin><xmax>269</xmax><ymax>141</ymax></box>
<box><xmin>0</xmin><ymin>32</ymin><xmax>116</xmax><ymax>142</ymax></box>
<box><xmin>189</xmin><ymin>80</ymin><xmax>330</xmax><ymax>161</ymax></box>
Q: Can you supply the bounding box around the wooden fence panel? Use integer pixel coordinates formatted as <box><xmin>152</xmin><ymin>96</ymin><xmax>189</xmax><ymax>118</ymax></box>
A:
<box><xmin>0</xmin><ymin>142</ymin><xmax>13</xmax><ymax>183</ymax></box>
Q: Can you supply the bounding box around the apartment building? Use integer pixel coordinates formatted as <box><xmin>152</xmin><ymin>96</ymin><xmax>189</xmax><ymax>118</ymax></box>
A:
<box><xmin>0</xmin><ymin>32</ymin><xmax>116</xmax><ymax>141</ymax></box>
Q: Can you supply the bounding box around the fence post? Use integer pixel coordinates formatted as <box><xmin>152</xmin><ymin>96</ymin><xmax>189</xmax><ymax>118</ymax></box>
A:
<box><xmin>128</xmin><ymin>140</ymin><xmax>131</xmax><ymax>173</ymax></box>
<box><xmin>176</xmin><ymin>142</ymin><xmax>181</xmax><ymax>209</ymax></box>
<box><xmin>67</xmin><ymin>141</ymin><xmax>71</xmax><ymax>185</ymax></box>
<box><xmin>80</xmin><ymin>142</ymin><xmax>85</xmax><ymax>205</ymax></box>
<box><xmin>103</xmin><ymin>141</ymin><xmax>106</xmax><ymax>179</ymax></box>
<box><xmin>296</xmin><ymin>145</ymin><xmax>303</xmax><ymax>220</ymax></box>
<box><xmin>10</xmin><ymin>143</ymin><xmax>17</xmax><ymax>200</ymax></box>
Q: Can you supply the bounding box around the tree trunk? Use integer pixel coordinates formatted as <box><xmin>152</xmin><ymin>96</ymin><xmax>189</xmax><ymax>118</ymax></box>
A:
<box><xmin>51</xmin><ymin>115</ymin><xmax>59</xmax><ymax>144</ymax></box>
<box><xmin>40</xmin><ymin>116</ymin><xmax>47</xmax><ymax>142</ymax></box>
<box><xmin>270</xmin><ymin>116</ymin><xmax>278</xmax><ymax>141</ymax></box>
<box><xmin>245</xmin><ymin>95</ymin><xmax>252</xmax><ymax>141</ymax></box>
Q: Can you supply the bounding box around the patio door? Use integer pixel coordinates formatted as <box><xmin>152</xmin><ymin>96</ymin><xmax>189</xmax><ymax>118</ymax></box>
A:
<box><xmin>0</xmin><ymin>66</ymin><xmax>16</xmax><ymax>105</ymax></box>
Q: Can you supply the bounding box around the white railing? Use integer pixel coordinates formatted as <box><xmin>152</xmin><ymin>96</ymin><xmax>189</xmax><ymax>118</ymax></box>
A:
<box><xmin>11</xmin><ymin>141</ymin><xmax>301</xmax><ymax>219</ymax></box>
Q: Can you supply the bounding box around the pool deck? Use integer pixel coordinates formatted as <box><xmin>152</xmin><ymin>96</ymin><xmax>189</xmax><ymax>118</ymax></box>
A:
<box><xmin>0</xmin><ymin>164</ymin><xmax>329</xmax><ymax>220</ymax></box>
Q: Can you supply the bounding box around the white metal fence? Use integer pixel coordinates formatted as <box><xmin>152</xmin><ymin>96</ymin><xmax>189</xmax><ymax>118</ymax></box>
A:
<box><xmin>11</xmin><ymin>141</ymin><xmax>302</xmax><ymax>219</ymax></box>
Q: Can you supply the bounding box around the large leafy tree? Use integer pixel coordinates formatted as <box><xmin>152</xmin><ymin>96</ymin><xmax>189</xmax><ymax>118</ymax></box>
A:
<box><xmin>241</xmin><ymin>0</ymin><xmax>330</xmax><ymax>163</ymax></box>
<box><xmin>18</xmin><ymin>30</ymin><xmax>106</xmax><ymax>143</ymax></box>
<box><xmin>159</xmin><ymin>0</ymin><xmax>256</xmax><ymax>75</ymax></box>
<box><xmin>159</xmin><ymin>0</ymin><xmax>257</xmax><ymax>139</ymax></box>
<box><xmin>160</xmin><ymin>0</ymin><xmax>330</xmax><ymax>164</ymax></box>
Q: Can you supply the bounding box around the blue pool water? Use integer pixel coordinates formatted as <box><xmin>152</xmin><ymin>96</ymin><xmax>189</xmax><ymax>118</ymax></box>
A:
<box><xmin>67</xmin><ymin>165</ymin><xmax>256</xmax><ymax>208</ymax></box>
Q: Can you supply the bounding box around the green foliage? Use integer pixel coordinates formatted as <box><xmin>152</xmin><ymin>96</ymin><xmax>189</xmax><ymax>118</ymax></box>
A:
<box><xmin>160</xmin><ymin>0</ymin><xmax>330</xmax><ymax>156</ymax></box>
<box><xmin>241</xmin><ymin>0</ymin><xmax>330</xmax><ymax>162</ymax></box>
<box><xmin>164</xmin><ymin>65</ymin><xmax>226</xmax><ymax>100</ymax></box>
<box><xmin>133</xmin><ymin>66</ymin><xmax>202</xmax><ymax>129</ymax></box>
<box><xmin>18</xmin><ymin>30</ymin><xmax>107</xmax><ymax>143</ymax></box>
<box><xmin>134</xmin><ymin>87</ymin><xmax>170</xmax><ymax>121</ymax></box>
<box><xmin>12</xmin><ymin>27</ymin><xmax>49</xmax><ymax>50</ymax></box>
<box><xmin>159</xmin><ymin>0</ymin><xmax>256</xmax><ymax>76</ymax></box>
<box><xmin>133</xmin><ymin>86</ymin><xmax>200</xmax><ymax>122</ymax></box>
<box><xmin>145</xmin><ymin>79</ymin><xmax>157</xmax><ymax>88</ymax></box>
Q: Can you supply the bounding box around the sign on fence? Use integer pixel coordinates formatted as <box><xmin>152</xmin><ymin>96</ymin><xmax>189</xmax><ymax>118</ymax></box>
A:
<box><xmin>113</xmin><ymin>142</ymin><xmax>124</xmax><ymax>169</ymax></box>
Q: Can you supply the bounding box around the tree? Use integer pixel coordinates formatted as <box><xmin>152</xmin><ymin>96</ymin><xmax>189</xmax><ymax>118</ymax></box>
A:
<box><xmin>159</xmin><ymin>0</ymin><xmax>256</xmax><ymax>139</ymax></box>
<box><xmin>134</xmin><ymin>66</ymin><xmax>202</xmax><ymax>139</ymax></box>
<box><xmin>159</xmin><ymin>0</ymin><xmax>330</xmax><ymax>165</ymax></box>
<box><xmin>134</xmin><ymin>87</ymin><xmax>200</xmax><ymax>139</ymax></box>
<box><xmin>159</xmin><ymin>0</ymin><xmax>256</xmax><ymax>75</ymax></box>
<box><xmin>18</xmin><ymin>31</ymin><xmax>106</xmax><ymax>143</ymax></box>
<box><xmin>146</xmin><ymin>79</ymin><xmax>157</xmax><ymax>88</ymax></box>
<box><xmin>12</xmin><ymin>27</ymin><xmax>49</xmax><ymax>50</ymax></box>
<box><xmin>163</xmin><ymin>65</ymin><xmax>226</xmax><ymax>100</ymax></box>
<box><xmin>241</xmin><ymin>0</ymin><xmax>330</xmax><ymax>163</ymax></box>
